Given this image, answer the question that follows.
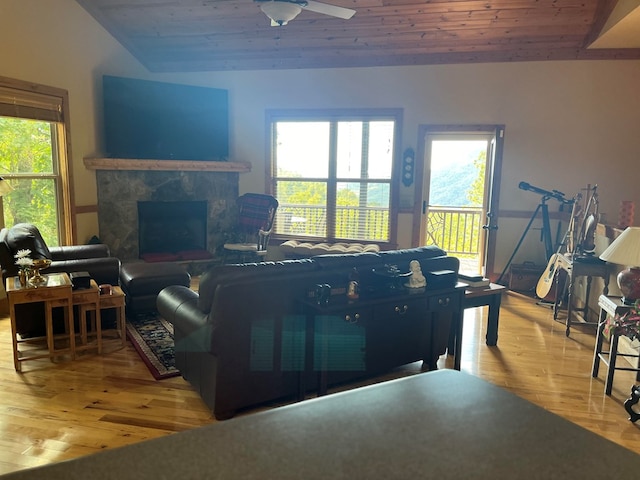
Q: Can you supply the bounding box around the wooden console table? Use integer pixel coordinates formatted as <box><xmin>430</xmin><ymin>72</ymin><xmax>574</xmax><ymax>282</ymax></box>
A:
<box><xmin>300</xmin><ymin>285</ymin><xmax>464</xmax><ymax>396</ymax></box>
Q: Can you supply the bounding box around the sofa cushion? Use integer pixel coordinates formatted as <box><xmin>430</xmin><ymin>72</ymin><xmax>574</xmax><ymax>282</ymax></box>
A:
<box><xmin>281</xmin><ymin>240</ymin><xmax>380</xmax><ymax>257</ymax></box>
<box><xmin>5</xmin><ymin>223</ymin><xmax>52</xmax><ymax>259</ymax></box>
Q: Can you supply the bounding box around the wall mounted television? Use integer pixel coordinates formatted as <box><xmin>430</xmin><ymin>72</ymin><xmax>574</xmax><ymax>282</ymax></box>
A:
<box><xmin>102</xmin><ymin>75</ymin><xmax>229</xmax><ymax>161</ymax></box>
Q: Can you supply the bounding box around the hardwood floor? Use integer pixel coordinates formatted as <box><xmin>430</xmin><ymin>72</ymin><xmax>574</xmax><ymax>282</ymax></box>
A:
<box><xmin>0</xmin><ymin>290</ymin><xmax>638</xmax><ymax>474</ymax></box>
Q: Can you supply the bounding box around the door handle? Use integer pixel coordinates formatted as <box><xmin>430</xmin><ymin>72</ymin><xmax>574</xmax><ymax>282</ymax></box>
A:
<box><xmin>482</xmin><ymin>211</ymin><xmax>498</xmax><ymax>230</ymax></box>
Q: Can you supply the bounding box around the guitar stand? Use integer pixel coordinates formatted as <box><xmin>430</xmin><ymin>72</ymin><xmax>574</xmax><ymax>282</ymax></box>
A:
<box><xmin>497</xmin><ymin>196</ymin><xmax>554</xmax><ymax>284</ymax></box>
<box><xmin>536</xmin><ymin>299</ymin><xmax>555</xmax><ymax>309</ymax></box>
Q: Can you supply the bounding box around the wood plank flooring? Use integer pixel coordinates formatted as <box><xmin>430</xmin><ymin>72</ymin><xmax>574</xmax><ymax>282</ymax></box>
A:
<box><xmin>0</xmin><ymin>290</ymin><xmax>638</xmax><ymax>474</ymax></box>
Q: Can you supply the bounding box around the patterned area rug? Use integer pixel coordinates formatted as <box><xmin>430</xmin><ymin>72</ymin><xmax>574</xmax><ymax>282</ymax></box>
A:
<box><xmin>126</xmin><ymin>313</ymin><xmax>180</xmax><ymax>380</ymax></box>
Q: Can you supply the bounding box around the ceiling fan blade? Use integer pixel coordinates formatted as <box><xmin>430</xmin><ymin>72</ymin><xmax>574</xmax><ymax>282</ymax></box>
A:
<box><xmin>301</xmin><ymin>0</ymin><xmax>356</xmax><ymax>19</ymax></box>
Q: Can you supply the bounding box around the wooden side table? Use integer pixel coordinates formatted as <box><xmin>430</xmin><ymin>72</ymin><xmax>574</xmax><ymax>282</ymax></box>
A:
<box><xmin>73</xmin><ymin>279</ymin><xmax>101</xmax><ymax>354</ymax></box>
<box><xmin>5</xmin><ymin>272</ymin><xmax>75</xmax><ymax>371</ymax></box>
<box><xmin>98</xmin><ymin>285</ymin><xmax>127</xmax><ymax>352</ymax></box>
<box><xmin>592</xmin><ymin>295</ymin><xmax>640</xmax><ymax>395</ymax></box>
<box><xmin>553</xmin><ymin>253</ymin><xmax>609</xmax><ymax>336</ymax></box>
<box><xmin>448</xmin><ymin>283</ymin><xmax>506</xmax><ymax>365</ymax></box>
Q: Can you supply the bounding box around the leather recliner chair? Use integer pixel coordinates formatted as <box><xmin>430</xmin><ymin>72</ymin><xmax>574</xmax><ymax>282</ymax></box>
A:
<box><xmin>0</xmin><ymin>223</ymin><xmax>121</xmax><ymax>337</ymax></box>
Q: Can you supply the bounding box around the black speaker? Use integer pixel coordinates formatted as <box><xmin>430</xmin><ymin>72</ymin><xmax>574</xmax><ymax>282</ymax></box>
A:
<box><xmin>69</xmin><ymin>271</ymin><xmax>91</xmax><ymax>290</ymax></box>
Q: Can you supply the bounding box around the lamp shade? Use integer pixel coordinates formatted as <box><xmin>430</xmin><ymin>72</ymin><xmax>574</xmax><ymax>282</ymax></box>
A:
<box><xmin>599</xmin><ymin>227</ymin><xmax>640</xmax><ymax>267</ymax></box>
<box><xmin>600</xmin><ymin>227</ymin><xmax>640</xmax><ymax>304</ymax></box>
<box><xmin>260</xmin><ymin>1</ymin><xmax>302</xmax><ymax>26</ymax></box>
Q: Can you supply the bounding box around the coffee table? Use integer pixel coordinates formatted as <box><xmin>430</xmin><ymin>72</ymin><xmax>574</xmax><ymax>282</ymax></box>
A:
<box><xmin>5</xmin><ymin>272</ymin><xmax>75</xmax><ymax>371</ymax></box>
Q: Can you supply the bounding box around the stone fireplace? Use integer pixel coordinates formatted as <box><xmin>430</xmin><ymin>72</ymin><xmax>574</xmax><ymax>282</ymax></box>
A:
<box><xmin>92</xmin><ymin>160</ymin><xmax>247</xmax><ymax>263</ymax></box>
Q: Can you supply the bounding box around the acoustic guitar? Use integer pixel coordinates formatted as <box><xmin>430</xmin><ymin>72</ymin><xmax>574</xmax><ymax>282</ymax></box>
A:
<box><xmin>535</xmin><ymin>253</ymin><xmax>566</xmax><ymax>301</ymax></box>
<box><xmin>535</xmin><ymin>194</ymin><xmax>582</xmax><ymax>300</ymax></box>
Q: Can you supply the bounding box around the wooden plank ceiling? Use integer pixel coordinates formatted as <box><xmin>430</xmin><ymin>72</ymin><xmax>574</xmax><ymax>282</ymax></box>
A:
<box><xmin>76</xmin><ymin>0</ymin><xmax>640</xmax><ymax>72</ymax></box>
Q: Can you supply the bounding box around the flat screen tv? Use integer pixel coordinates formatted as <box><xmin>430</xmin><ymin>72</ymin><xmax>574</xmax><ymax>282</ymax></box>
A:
<box><xmin>102</xmin><ymin>75</ymin><xmax>229</xmax><ymax>161</ymax></box>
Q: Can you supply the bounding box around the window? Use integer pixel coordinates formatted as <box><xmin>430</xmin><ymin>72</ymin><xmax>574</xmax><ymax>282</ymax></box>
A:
<box><xmin>268</xmin><ymin>110</ymin><xmax>401</xmax><ymax>245</ymax></box>
<box><xmin>0</xmin><ymin>78</ymin><xmax>74</xmax><ymax>246</ymax></box>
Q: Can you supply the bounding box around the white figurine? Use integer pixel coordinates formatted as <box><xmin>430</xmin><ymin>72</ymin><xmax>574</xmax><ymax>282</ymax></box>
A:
<box><xmin>405</xmin><ymin>260</ymin><xmax>427</xmax><ymax>288</ymax></box>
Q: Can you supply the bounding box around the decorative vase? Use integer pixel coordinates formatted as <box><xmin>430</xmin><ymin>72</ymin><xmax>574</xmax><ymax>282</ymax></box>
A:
<box><xmin>619</xmin><ymin>200</ymin><xmax>635</xmax><ymax>228</ymax></box>
<box><xmin>28</xmin><ymin>258</ymin><xmax>51</xmax><ymax>286</ymax></box>
<box><xmin>18</xmin><ymin>269</ymin><xmax>28</xmax><ymax>287</ymax></box>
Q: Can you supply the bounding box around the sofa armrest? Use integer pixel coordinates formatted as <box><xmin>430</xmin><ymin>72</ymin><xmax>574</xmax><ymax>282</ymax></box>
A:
<box><xmin>157</xmin><ymin>286</ymin><xmax>208</xmax><ymax>339</ymax></box>
<box><xmin>47</xmin><ymin>257</ymin><xmax>121</xmax><ymax>286</ymax></box>
<box><xmin>49</xmin><ymin>244</ymin><xmax>111</xmax><ymax>261</ymax></box>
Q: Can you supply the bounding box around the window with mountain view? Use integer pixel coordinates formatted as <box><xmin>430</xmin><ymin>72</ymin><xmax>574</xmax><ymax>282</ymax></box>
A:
<box><xmin>268</xmin><ymin>111</ymin><xmax>399</xmax><ymax>244</ymax></box>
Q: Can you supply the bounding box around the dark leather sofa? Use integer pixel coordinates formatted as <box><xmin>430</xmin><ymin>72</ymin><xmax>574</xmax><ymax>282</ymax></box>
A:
<box><xmin>0</xmin><ymin>223</ymin><xmax>121</xmax><ymax>337</ymax></box>
<box><xmin>157</xmin><ymin>246</ymin><xmax>461</xmax><ymax>420</ymax></box>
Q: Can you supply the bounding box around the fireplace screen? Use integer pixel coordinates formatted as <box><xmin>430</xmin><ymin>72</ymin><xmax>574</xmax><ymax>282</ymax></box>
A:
<box><xmin>138</xmin><ymin>201</ymin><xmax>208</xmax><ymax>260</ymax></box>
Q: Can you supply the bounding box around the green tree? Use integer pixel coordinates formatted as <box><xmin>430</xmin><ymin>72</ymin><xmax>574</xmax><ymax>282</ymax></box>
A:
<box><xmin>466</xmin><ymin>150</ymin><xmax>486</xmax><ymax>206</ymax></box>
<box><xmin>0</xmin><ymin>117</ymin><xmax>59</xmax><ymax>245</ymax></box>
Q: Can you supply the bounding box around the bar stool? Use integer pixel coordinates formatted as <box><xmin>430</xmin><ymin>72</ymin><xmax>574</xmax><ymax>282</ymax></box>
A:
<box><xmin>592</xmin><ymin>295</ymin><xmax>640</xmax><ymax>395</ymax></box>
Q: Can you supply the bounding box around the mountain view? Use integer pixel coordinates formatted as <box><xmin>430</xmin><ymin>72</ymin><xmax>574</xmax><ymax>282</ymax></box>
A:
<box><xmin>429</xmin><ymin>158</ymin><xmax>480</xmax><ymax>207</ymax></box>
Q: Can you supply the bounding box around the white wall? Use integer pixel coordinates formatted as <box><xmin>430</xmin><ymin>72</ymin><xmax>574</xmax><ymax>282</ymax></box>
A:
<box><xmin>2</xmin><ymin>0</ymin><xmax>640</xmax><ymax>272</ymax></box>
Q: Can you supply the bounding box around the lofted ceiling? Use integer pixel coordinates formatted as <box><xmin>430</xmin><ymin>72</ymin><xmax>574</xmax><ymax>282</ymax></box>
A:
<box><xmin>76</xmin><ymin>0</ymin><xmax>640</xmax><ymax>72</ymax></box>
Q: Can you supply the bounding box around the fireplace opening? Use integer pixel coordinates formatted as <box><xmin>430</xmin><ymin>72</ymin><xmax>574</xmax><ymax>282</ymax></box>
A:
<box><xmin>138</xmin><ymin>200</ymin><xmax>212</xmax><ymax>262</ymax></box>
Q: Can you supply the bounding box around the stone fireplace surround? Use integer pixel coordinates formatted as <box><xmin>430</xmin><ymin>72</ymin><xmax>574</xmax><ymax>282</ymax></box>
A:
<box><xmin>91</xmin><ymin>159</ymin><xmax>248</xmax><ymax>265</ymax></box>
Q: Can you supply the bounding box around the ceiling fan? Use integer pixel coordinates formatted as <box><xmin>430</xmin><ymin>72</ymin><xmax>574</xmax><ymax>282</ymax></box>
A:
<box><xmin>255</xmin><ymin>0</ymin><xmax>356</xmax><ymax>26</ymax></box>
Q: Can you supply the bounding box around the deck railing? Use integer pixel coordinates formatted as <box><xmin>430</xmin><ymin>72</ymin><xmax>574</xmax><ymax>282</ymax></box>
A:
<box><xmin>275</xmin><ymin>205</ymin><xmax>389</xmax><ymax>241</ymax></box>
<box><xmin>425</xmin><ymin>206</ymin><xmax>483</xmax><ymax>256</ymax></box>
<box><xmin>276</xmin><ymin>204</ymin><xmax>482</xmax><ymax>256</ymax></box>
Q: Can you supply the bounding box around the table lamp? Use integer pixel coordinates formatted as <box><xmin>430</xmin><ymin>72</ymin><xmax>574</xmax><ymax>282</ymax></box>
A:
<box><xmin>599</xmin><ymin>226</ymin><xmax>640</xmax><ymax>305</ymax></box>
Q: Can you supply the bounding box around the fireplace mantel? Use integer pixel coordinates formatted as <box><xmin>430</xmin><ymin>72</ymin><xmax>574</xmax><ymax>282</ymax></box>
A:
<box><xmin>84</xmin><ymin>157</ymin><xmax>251</xmax><ymax>173</ymax></box>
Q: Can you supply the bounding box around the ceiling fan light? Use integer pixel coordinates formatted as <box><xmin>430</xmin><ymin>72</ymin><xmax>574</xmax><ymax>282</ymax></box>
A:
<box><xmin>260</xmin><ymin>2</ymin><xmax>302</xmax><ymax>26</ymax></box>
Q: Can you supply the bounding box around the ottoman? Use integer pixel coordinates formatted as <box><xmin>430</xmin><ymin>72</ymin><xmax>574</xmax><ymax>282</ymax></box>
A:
<box><xmin>120</xmin><ymin>262</ymin><xmax>191</xmax><ymax>317</ymax></box>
